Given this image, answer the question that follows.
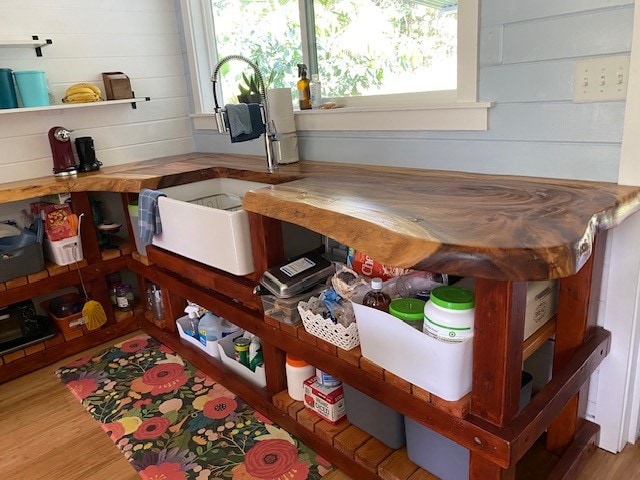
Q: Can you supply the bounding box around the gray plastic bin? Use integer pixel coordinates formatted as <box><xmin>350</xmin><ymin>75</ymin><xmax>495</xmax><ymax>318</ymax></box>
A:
<box><xmin>405</xmin><ymin>371</ymin><xmax>534</xmax><ymax>479</ymax></box>
<box><xmin>343</xmin><ymin>383</ymin><xmax>405</xmax><ymax>449</ymax></box>
<box><xmin>0</xmin><ymin>242</ymin><xmax>44</xmax><ymax>283</ymax></box>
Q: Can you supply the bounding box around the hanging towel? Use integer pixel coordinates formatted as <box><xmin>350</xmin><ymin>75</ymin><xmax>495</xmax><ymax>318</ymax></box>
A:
<box><xmin>225</xmin><ymin>103</ymin><xmax>266</xmax><ymax>143</ymax></box>
<box><xmin>138</xmin><ymin>188</ymin><xmax>166</xmax><ymax>245</ymax></box>
<box><xmin>225</xmin><ymin>103</ymin><xmax>253</xmax><ymax>138</ymax></box>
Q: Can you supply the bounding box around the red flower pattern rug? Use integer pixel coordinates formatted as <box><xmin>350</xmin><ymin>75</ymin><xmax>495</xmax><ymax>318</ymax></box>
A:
<box><xmin>56</xmin><ymin>334</ymin><xmax>332</xmax><ymax>480</ymax></box>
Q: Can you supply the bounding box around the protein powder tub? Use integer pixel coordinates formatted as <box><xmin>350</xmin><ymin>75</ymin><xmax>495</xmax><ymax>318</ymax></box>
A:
<box><xmin>423</xmin><ymin>286</ymin><xmax>475</xmax><ymax>342</ymax></box>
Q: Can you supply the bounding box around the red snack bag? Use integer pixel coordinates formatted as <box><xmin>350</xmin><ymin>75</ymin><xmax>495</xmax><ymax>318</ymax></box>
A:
<box><xmin>43</xmin><ymin>204</ymin><xmax>74</xmax><ymax>241</ymax></box>
<box><xmin>347</xmin><ymin>248</ymin><xmax>413</xmax><ymax>281</ymax></box>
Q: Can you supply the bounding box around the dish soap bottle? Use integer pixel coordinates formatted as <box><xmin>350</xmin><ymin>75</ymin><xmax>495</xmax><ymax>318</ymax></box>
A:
<box><xmin>362</xmin><ymin>277</ymin><xmax>391</xmax><ymax>312</ymax></box>
<box><xmin>310</xmin><ymin>73</ymin><xmax>322</xmax><ymax>108</ymax></box>
<box><xmin>297</xmin><ymin>63</ymin><xmax>311</xmax><ymax>110</ymax></box>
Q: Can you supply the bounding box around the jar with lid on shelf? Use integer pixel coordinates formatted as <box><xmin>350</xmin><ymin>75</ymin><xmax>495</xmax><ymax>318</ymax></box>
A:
<box><xmin>423</xmin><ymin>286</ymin><xmax>475</xmax><ymax>342</ymax></box>
<box><xmin>286</xmin><ymin>353</ymin><xmax>315</xmax><ymax>401</ymax></box>
<box><xmin>115</xmin><ymin>284</ymin><xmax>134</xmax><ymax>310</ymax></box>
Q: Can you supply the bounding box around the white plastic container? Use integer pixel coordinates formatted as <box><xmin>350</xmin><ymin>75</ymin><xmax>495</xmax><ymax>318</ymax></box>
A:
<box><xmin>354</xmin><ymin>302</ymin><xmax>473</xmax><ymax>401</ymax></box>
<box><xmin>286</xmin><ymin>353</ymin><xmax>315</xmax><ymax>401</ymax></box>
<box><xmin>217</xmin><ymin>331</ymin><xmax>267</xmax><ymax>388</ymax></box>
<box><xmin>176</xmin><ymin>315</ymin><xmax>220</xmax><ymax>359</ymax></box>
<box><xmin>44</xmin><ymin>235</ymin><xmax>83</xmax><ymax>266</ymax></box>
<box><xmin>423</xmin><ymin>286</ymin><xmax>475</xmax><ymax>342</ymax></box>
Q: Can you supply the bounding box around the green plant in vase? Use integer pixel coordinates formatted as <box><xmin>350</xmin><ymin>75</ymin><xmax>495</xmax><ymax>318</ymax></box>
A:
<box><xmin>237</xmin><ymin>73</ymin><xmax>262</xmax><ymax>104</ymax></box>
<box><xmin>237</xmin><ymin>71</ymin><xmax>276</xmax><ymax>104</ymax></box>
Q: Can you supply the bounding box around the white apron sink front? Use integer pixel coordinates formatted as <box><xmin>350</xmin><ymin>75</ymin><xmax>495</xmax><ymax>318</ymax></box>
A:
<box><xmin>152</xmin><ymin>178</ymin><xmax>269</xmax><ymax>276</ymax></box>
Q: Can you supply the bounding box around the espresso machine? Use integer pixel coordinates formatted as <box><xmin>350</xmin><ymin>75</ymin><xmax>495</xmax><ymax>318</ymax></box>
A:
<box><xmin>48</xmin><ymin>126</ymin><xmax>77</xmax><ymax>177</ymax></box>
<box><xmin>75</xmin><ymin>136</ymin><xmax>102</xmax><ymax>172</ymax></box>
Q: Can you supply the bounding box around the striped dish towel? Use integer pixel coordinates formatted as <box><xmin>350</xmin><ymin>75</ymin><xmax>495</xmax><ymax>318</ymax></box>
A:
<box><xmin>138</xmin><ymin>188</ymin><xmax>166</xmax><ymax>245</ymax></box>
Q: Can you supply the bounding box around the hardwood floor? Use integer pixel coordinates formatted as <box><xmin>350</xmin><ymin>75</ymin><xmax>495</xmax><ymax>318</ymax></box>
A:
<box><xmin>0</xmin><ymin>333</ymin><xmax>139</xmax><ymax>480</ymax></box>
<box><xmin>0</xmin><ymin>332</ymin><xmax>638</xmax><ymax>479</ymax></box>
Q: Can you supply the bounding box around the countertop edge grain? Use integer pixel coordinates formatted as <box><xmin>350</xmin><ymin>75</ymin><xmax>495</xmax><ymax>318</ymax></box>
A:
<box><xmin>2</xmin><ymin>153</ymin><xmax>640</xmax><ymax>281</ymax></box>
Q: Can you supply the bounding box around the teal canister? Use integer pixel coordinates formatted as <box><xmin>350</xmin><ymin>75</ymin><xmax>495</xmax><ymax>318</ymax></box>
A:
<box><xmin>0</xmin><ymin>68</ymin><xmax>19</xmax><ymax>109</ymax></box>
<box><xmin>13</xmin><ymin>70</ymin><xmax>50</xmax><ymax>107</ymax></box>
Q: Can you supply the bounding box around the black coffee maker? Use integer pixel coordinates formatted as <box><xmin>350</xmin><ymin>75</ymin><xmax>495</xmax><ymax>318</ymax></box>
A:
<box><xmin>75</xmin><ymin>136</ymin><xmax>102</xmax><ymax>172</ymax></box>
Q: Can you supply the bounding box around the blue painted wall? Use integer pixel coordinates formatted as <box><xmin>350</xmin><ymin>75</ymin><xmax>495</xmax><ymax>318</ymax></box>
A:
<box><xmin>192</xmin><ymin>0</ymin><xmax>634</xmax><ymax>182</ymax></box>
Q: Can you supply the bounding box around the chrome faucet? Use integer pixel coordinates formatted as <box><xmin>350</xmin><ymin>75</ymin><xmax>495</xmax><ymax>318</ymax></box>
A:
<box><xmin>211</xmin><ymin>54</ymin><xmax>278</xmax><ymax>173</ymax></box>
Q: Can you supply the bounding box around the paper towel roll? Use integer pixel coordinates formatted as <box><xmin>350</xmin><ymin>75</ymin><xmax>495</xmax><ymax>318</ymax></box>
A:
<box><xmin>267</xmin><ymin>88</ymin><xmax>296</xmax><ymax>134</ymax></box>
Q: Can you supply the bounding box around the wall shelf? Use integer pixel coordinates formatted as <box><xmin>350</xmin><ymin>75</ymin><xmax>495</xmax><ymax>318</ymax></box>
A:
<box><xmin>0</xmin><ymin>35</ymin><xmax>53</xmax><ymax>56</ymax></box>
<box><xmin>0</xmin><ymin>97</ymin><xmax>151</xmax><ymax>114</ymax></box>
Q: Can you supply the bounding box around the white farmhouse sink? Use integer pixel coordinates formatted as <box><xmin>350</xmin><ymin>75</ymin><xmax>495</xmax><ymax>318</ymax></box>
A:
<box><xmin>152</xmin><ymin>178</ymin><xmax>269</xmax><ymax>275</ymax></box>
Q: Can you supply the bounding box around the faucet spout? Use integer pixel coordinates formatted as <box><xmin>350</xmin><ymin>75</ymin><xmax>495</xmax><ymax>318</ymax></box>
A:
<box><xmin>211</xmin><ymin>55</ymin><xmax>278</xmax><ymax>173</ymax></box>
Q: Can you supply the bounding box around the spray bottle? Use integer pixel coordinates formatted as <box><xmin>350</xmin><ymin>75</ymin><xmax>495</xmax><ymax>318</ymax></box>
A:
<box><xmin>182</xmin><ymin>304</ymin><xmax>201</xmax><ymax>338</ymax></box>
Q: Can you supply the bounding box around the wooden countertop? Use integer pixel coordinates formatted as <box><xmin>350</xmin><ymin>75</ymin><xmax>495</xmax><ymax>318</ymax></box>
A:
<box><xmin>2</xmin><ymin>152</ymin><xmax>639</xmax><ymax>281</ymax></box>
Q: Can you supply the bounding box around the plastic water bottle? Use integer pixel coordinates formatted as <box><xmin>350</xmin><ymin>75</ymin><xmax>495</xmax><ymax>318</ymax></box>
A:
<box><xmin>310</xmin><ymin>74</ymin><xmax>322</xmax><ymax>108</ymax></box>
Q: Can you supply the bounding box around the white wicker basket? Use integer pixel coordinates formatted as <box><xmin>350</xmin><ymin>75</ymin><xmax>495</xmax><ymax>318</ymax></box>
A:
<box><xmin>298</xmin><ymin>296</ymin><xmax>360</xmax><ymax>350</ymax></box>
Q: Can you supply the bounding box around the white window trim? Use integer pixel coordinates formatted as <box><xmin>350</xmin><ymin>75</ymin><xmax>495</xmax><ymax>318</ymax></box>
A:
<box><xmin>180</xmin><ymin>0</ymin><xmax>491</xmax><ymax>132</ymax></box>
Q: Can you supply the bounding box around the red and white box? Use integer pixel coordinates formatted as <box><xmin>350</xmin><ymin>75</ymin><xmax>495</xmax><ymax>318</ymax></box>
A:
<box><xmin>303</xmin><ymin>377</ymin><xmax>346</xmax><ymax>425</ymax></box>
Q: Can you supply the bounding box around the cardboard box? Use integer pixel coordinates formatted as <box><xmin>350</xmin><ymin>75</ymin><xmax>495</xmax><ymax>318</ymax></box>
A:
<box><xmin>303</xmin><ymin>377</ymin><xmax>346</xmax><ymax>424</ymax></box>
<box><xmin>453</xmin><ymin>277</ymin><xmax>558</xmax><ymax>340</ymax></box>
<box><xmin>102</xmin><ymin>71</ymin><xmax>133</xmax><ymax>100</ymax></box>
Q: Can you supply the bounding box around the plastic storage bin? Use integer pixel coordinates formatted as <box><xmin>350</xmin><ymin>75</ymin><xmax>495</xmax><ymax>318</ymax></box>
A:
<box><xmin>0</xmin><ymin>242</ymin><xmax>44</xmax><ymax>282</ymax></box>
<box><xmin>44</xmin><ymin>235</ymin><xmax>83</xmax><ymax>266</ymax></box>
<box><xmin>41</xmin><ymin>294</ymin><xmax>87</xmax><ymax>337</ymax></box>
<box><xmin>405</xmin><ymin>371</ymin><xmax>534</xmax><ymax>480</ymax></box>
<box><xmin>343</xmin><ymin>383</ymin><xmax>405</xmax><ymax>449</ymax></box>
<box><xmin>262</xmin><ymin>285</ymin><xmax>327</xmax><ymax>325</ymax></box>
<box><xmin>353</xmin><ymin>302</ymin><xmax>473</xmax><ymax>401</ymax></box>
<box><xmin>217</xmin><ymin>331</ymin><xmax>266</xmax><ymax>388</ymax></box>
<box><xmin>13</xmin><ymin>70</ymin><xmax>49</xmax><ymax>107</ymax></box>
<box><xmin>176</xmin><ymin>315</ymin><xmax>221</xmax><ymax>359</ymax></box>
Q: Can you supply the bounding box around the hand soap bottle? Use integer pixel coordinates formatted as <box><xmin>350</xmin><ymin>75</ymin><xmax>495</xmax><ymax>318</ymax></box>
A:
<box><xmin>297</xmin><ymin>63</ymin><xmax>311</xmax><ymax>110</ymax></box>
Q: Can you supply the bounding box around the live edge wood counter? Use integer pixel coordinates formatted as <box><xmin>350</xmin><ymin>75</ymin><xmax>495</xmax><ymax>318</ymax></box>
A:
<box><xmin>4</xmin><ymin>152</ymin><xmax>640</xmax><ymax>480</ymax></box>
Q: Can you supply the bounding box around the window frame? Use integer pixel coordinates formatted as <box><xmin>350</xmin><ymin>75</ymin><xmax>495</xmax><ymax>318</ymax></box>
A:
<box><xmin>181</xmin><ymin>0</ymin><xmax>490</xmax><ymax>132</ymax></box>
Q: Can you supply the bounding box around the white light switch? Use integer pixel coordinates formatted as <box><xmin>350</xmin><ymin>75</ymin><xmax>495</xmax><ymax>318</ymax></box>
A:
<box><xmin>573</xmin><ymin>55</ymin><xmax>630</xmax><ymax>103</ymax></box>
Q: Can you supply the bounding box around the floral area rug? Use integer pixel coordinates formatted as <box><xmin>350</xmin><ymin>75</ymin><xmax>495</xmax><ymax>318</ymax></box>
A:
<box><xmin>55</xmin><ymin>334</ymin><xmax>331</xmax><ymax>480</ymax></box>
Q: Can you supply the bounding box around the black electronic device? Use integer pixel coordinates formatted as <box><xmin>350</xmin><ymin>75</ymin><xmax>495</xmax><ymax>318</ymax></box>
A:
<box><xmin>0</xmin><ymin>299</ymin><xmax>57</xmax><ymax>355</ymax></box>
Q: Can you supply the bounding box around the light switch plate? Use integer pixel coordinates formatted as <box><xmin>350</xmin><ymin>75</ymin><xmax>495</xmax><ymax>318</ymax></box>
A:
<box><xmin>573</xmin><ymin>55</ymin><xmax>630</xmax><ymax>103</ymax></box>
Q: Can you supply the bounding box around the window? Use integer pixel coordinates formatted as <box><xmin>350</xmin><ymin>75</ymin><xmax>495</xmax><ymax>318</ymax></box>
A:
<box><xmin>182</xmin><ymin>0</ymin><xmax>489</xmax><ymax>131</ymax></box>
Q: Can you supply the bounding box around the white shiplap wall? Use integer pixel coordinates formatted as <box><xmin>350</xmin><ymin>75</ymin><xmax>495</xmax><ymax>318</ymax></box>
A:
<box><xmin>0</xmin><ymin>0</ymin><xmax>194</xmax><ymax>183</ymax></box>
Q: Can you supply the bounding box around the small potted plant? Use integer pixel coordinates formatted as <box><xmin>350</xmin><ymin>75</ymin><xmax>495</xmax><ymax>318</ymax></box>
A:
<box><xmin>237</xmin><ymin>73</ymin><xmax>262</xmax><ymax>104</ymax></box>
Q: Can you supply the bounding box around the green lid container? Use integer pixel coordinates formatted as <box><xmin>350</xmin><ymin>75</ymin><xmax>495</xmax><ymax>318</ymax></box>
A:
<box><xmin>430</xmin><ymin>286</ymin><xmax>475</xmax><ymax>310</ymax></box>
<box><xmin>389</xmin><ymin>298</ymin><xmax>426</xmax><ymax>321</ymax></box>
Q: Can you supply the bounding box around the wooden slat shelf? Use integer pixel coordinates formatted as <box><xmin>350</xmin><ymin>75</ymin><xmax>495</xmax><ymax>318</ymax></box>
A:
<box><xmin>266</xmin><ymin>314</ymin><xmax>558</xmax><ymax>419</ymax></box>
<box><xmin>142</xmin><ymin>319</ymin><xmax>380</xmax><ymax>480</ymax></box>
<box><xmin>272</xmin><ymin>389</ymin><xmax>432</xmax><ymax>480</ymax></box>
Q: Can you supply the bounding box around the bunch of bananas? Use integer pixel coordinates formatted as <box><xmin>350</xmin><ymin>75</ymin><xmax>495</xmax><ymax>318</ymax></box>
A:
<box><xmin>62</xmin><ymin>83</ymin><xmax>102</xmax><ymax>103</ymax></box>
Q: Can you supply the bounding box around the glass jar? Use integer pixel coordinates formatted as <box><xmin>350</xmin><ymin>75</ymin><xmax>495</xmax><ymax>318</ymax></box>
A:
<box><xmin>115</xmin><ymin>284</ymin><xmax>133</xmax><ymax>309</ymax></box>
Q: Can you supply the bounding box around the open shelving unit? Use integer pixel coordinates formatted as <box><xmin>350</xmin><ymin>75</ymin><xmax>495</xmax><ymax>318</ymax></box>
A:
<box><xmin>0</xmin><ymin>97</ymin><xmax>151</xmax><ymax>114</ymax></box>
<box><xmin>0</xmin><ymin>35</ymin><xmax>52</xmax><ymax>56</ymax></box>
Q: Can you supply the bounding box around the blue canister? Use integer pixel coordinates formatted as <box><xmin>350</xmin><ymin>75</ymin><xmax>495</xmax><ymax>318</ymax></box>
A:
<box><xmin>13</xmin><ymin>70</ymin><xmax>50</xmax><ymax>107</ymax></box>
<box><xmin>0</xmin><ymin>68</ymin><xmax>18</xmax><ymax>109</ymax></box>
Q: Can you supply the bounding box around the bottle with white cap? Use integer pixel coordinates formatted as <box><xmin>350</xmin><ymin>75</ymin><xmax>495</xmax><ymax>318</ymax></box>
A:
<box><xmin>362</xmin><ymin>277</ymin><xmax>391</xmax><ymax>313</ymax></box>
